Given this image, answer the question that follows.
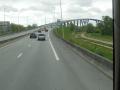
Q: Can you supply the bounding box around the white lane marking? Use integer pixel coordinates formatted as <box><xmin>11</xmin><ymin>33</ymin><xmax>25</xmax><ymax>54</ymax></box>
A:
<box><xmin>17</xmin><ymin>53</ymin><xmax>23</xmax><ymax>58</ymax></box>
<box><xmin>28</xmin><ymin>44</ymin><xmax>31</xmax><ymax>47</ymax></box>
<box><xmin>48</xmin><ymin>32</ymin><xmax>60</xmax><ymax>61</ymax></box>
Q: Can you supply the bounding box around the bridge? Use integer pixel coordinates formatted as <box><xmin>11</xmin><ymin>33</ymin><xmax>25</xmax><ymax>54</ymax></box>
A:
<box><xmin>44</xmin><ymin>18</ymin><xmax>102</xmax><ymax>30</ymax></box>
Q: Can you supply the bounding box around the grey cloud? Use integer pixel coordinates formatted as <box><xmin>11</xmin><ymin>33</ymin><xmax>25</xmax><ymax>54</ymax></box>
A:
<box><xmin>0</xmin><ymin>5</ymin><xmax>18</xmax><ymax>12</ymax></box>
<box><xmin>69</xmin><ymin>0</ymin><xmax>93</xmax><ymax>7</ymax></box>
<box><xmin>20</xmin><ymin>5</ymin><xmax>55</xmax><ymax>14</ymax></box>
<box><xmin>88</xmin><ymin>7</ymin><xmax>102</xmax><ymax>13</ymax></box>
<box><xmin>40</xmin><ymin>0</ymin><xmax>59</xmax><ymax>6</ymax></box>
<box><xmin>0</xmin><ymin>0</ymin><xmax>112</xmax><ymax>25</ymax></box>
<box><xmin>66</xmin><ymin>5</ymin><xmax>87</xmax><ymax>14</ymax></box>
<box><xmin>103</xmin><ymin>9</ymin><xmax>112</xmax><ymax>17</ymax></box>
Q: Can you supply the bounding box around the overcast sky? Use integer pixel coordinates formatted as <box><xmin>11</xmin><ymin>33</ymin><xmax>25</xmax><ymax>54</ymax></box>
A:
<box><xmin>0</xmin><ymin>0</ymin><xmax>112</xmax><ymax>26</ymax></box>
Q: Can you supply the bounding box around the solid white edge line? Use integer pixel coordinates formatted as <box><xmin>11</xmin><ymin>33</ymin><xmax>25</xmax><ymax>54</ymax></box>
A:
<box><xmin>48</xmin><ymin>31</ymin><xmax>60</xmax><ymax>61</ymax></box>
<box><xmin>17</xmin><ymin>53</ymin><xmax>23</xmax><ymax>59</ymax></box>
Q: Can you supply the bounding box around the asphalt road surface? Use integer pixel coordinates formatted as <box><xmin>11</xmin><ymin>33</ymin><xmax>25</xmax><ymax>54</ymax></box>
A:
<box><xmin>0</xmin><ymin>29</ymin><xmax>113</xmax><ymax>90</ymax></box>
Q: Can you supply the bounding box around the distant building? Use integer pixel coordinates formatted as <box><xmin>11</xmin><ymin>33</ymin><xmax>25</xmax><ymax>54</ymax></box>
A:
<box><xmin>0</xmin><ymin>21</ymin><xmax>11</xmax><ymax>32</ymax></box>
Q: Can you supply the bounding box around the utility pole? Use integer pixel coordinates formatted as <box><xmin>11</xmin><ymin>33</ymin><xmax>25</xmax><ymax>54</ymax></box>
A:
<box><xmin>60</xmin><ymin>0</ymin><xmax>64</xmax><ymax>38</ymax></box>
<box><xmin>53</xmin><ymin>7</ymin><xmax>56</xmax><ymax>22</ymax></box>
<box><xmin>45</xmin><ymin>16</ymin><xmax>46</xmax><ymax>25</ymax></box>
<box><xmin>44</xmin><ymin>16</ymin><xmax>47</xmax><ymax>28</ymax></box>
<box><xmin>3</xmin><ymin>7</ymin><xmax>6</xmax><ymax>32</ymax></box>
<box><xmin>26</xmin><ymin>16</ymin><xmax>28</xmax><ymax>26</ymax></box>
<box><xmin>18</xmin><ymin>14</ymin><xmax>19</xmax><ymax>25</ymax></box>
<box><xmin>60</xmin><ymin>0</ymin><xmax>62</xmax><ymax>20</ymax></box>
<box><xmin>4</xmin><ymin>8</ymin><xmax>5</xmax><ymax>22</ymax></box>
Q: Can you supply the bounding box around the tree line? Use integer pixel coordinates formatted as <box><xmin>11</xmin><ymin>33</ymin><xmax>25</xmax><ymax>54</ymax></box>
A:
<box><xmin>65</xmin><ymin>16</ymin><xmax>113</xmax><ymax>36</ymax></box>
<box><xmin>81</xmin><ymin>16</ymin><xmax>113</xmax><ymax>36</ymax></box>
<box><xmin>11</xmin><ymin>23</ymin><xmax>38</xmax><ymax>33</ymax></box>
<box><xmin>0</xmin><ymin>23</ymin><xmax>38</xmax><ymax>35</ymax></box>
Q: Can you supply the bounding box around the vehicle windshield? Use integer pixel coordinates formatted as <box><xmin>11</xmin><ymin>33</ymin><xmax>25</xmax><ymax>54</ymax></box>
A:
<box><xmin>0</xmin><ymin>0</ymin><xmax>113</xmax><ymax>90</ymax></box>
<box><xmin>38</xmin><ymin>34</ymin><xmax>45</xmax><ymax>36</ymax></box>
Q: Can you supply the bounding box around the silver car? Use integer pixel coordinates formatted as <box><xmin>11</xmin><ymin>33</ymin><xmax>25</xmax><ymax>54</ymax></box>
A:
<box><xmin>38</xmin><ymin>34</ymin><xmax>46</xmax><ymax>41</ymax></box>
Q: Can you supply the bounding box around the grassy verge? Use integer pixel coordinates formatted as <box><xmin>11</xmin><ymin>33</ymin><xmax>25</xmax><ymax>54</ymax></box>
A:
<box><xmin>85</xmin><ymin>33</ymin><xmax>113</xmax><ymax>42</ymax></box>
<box><xmin>75</xmin><ymin>32</ymin><xmax>113</xmax><ymax>47</ymax></box>
<box><xmin>54</xmin><ymin>28</ymin><xmax>113</xmax><ymax>61</ymax></box>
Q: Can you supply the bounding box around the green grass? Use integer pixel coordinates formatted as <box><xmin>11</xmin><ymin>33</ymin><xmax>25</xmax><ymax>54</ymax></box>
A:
<box><xmin>54</xmin><ymin>28</ymin><xmax>113</xmax><ymax>61</ymax></box>
<box><xmin>85</xmin><ymin>33</ymin><xmax>113</xmax><ymax>42</ymax></box>
<box><xmin>75</xmin><ymin>32</ymin><xmax>113</xmax><ymax>47</ymax></box>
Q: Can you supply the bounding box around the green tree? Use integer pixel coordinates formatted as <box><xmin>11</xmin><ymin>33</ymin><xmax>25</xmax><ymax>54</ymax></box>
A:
<box><xmin>101</xmin><ymin>16</ymin><xmax>113</xmax><ymax>35</ymax></box>
<box><xmin>32</xmin><ymin>24</ymin><xmax>38</xmax><ymax>28</ymax></box>
<box><xmin>96</xmin><ymin>22</ymin><xmax>104</xmax><ymax>33</ymax></box>
<box><xmin>86</xmin><ymin>23</ymin><xmax>95</xmax><ymax>33</ymax></box>
<box><xmin>11</xmin><ymin>23</ymin><xmax>25</xmax><ymax>32</ymax></box>
<box><xmin>27</xmin><ymin>25</ymin><xmax>33</xmax><ymax>30</ymax></box>
<box><xmin>70</xmin><ymin>23</ymin><xmax>75</xmax><ymax>31</ymax></box>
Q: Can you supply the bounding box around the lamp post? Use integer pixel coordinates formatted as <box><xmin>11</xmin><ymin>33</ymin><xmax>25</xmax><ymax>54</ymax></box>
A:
<box><xmin>60</xmin><ymin>0</ymin><xmax>64</xmax><ymax>38</ymax></box>
<box><xmin>3</xmin><ymin>7</ymin><xmax>6</xmax><ymax>32</ymax></box>
<box><xmin>26</xmin><ymin>16</ymin><xmax>29</xmax><ymax>26</ymax></box>
<box><xmin>3</xmin><ymin>8</ymin><xmax>5</xmax><ymax>22</ymax></box>
<box><xmin>53</xmin><ymin>7</ymin><xmax>56</xmax><ymax>22</ymax></box>
<box><xmin>45</xmin><ymin>16</ymin><xmax>46</xmax><ymax>25</ymax></box>
<box><xmin>60</xmin><ymin>0</ymin><xmax>62</xmax><ymax>20</ymax></box>
<box><xmin>18</xmin><ymin>11</ymin><xmax>20</xmax><ymax>25</ymax></box>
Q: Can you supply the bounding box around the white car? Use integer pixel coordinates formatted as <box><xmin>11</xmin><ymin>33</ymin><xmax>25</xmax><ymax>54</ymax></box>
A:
<box><xmin>38</xmin><ymin>34</ymin><xmax>46</xmax><ymax>41</ymax></box>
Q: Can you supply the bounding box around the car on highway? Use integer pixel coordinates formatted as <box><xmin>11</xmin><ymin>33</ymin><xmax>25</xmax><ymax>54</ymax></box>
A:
<box><xmin>30</xmin><ymin>33</ymin><xmax>37</xmax><ymax>39</ymax></box>
<box><xmin>37</xmin><ymin>34</ymin><xmax>46</xmax><ymax>41</ymax></box>
<box><xmin>45</xmin><ymin>29</ymin><xmax>48</xmax><ymax>32</ymax></box>
<box><xmin>38</xmin><ymin>30</ymin><xmax>41</xmax><ymax>33</ymax></box>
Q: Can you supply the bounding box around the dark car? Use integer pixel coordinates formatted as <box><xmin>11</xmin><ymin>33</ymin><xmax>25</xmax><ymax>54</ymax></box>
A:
<box><xmin>38</xmin><ymin>34</ymin><xmax>46</xmax><ymax>41</ymax></box>
<box><xmin>45</xmin><ymin>29</ymin><xmax>48</xmax><ymax>32</ymax></box>
<box><xmin>38</xmin><ymin>30</ymin><xmax>41</xmax><ymax>33</ymax></box>
<box><xmin>30</xmin><ymin>33</ymin><xmax>37</xmax><ymax>38</ymax></box>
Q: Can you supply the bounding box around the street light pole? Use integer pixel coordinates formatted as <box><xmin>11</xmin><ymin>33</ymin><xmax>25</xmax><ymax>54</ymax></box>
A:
<box><xmin>45</xmin><ymin>16</ymin><xmax>46</xmax><ymax>25</ymax></box>
<box><xmin>60</xmin><ymin>0</ymin><xmax>62</xmax><ymax>20</ymax></box>
<box><xmin>18</xmin><ymin>12</ymin><xmax>20</xmax><ymax>25</ymax></box>
<box><xmin>4</xmin><ymin>8</ymin><xmax>5</xmax><ymax>22</ymax></box>
<box><xmin>18</xmin><ymin>16</ymin><xmax>19</xmax><ymax>25</ymax></box>
<box><xmin>3</xmin><ymin>7</ymin><xmax>6</xmax><ymax>32</ymax></box>
<box><xmin>53</xmin><ymin>7</ymin><xmax>56</xmax><ymax>22</ymax></box>
<box><xmin>26</xmin><ymin>16</ymin><xmax>29</xmax><ymax>26</ymax></box>
<box><xmin>60</xmin><ymin>0</ymin><xmax>64</xmax><ymax>38</ymax></box>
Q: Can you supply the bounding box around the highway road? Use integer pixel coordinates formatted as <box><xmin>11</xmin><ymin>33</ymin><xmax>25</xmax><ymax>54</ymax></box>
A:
<box><xmin>0</xmin><ymin>29</ymin><xmax>113</xmax><ymax>90</ymax></box>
